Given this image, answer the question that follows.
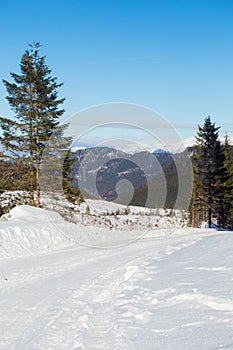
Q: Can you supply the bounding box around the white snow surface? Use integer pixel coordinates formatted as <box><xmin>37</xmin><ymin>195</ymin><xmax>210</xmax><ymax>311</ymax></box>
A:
<box><xmin>1</xmin><ymin>205</ymin><xmax>233</xmax><ymax>349</ymax></box>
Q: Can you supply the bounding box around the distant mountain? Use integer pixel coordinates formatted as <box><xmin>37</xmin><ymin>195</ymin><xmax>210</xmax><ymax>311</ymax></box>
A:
<box><xmin>152</xmin><ymin>149</ymin><xmax>171</xmax><ymax>155</ymax></box>
<box><xmin>70</xmin><ymin>146</ymin><xmax>193</xmax><ymax>209</ymax></box>
<box><xmin>70</xmin><ymin>134</ymin><xmax>233</xmax><ymax>156</ymax></box>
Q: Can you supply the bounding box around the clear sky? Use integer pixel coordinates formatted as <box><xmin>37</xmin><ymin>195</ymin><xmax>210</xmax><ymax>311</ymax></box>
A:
<box><xmin>1</xmin><ymin>0</ymin><xmax>233</xmax><ymax>145</ymax></box>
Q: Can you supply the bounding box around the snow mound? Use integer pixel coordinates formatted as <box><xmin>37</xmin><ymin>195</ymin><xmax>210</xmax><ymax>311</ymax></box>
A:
<box><xmin>0</xmin><ymin>205</ymin><xmax>73</xmax><ymax>259</ymax></box>
<box><xmin>0</xmin><ymin>205</ymin><xmax>146</xmax><ymax>256</ymax></box>
<box><xmin>4</xmin><ymin>205</ymin><xmax>52</xmax><ymax>222</ymax></box>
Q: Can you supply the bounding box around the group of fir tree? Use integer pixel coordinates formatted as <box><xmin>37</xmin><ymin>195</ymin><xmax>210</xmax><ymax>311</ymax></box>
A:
<box><xmin>0</xmin><ymin>42</ymin><xmax>82</xmax><ymax>209</ymax></box>
<box><xmin>190</xmin><ymin>116</ymin><xmax>233</xmax><ymax>229</ymax></box>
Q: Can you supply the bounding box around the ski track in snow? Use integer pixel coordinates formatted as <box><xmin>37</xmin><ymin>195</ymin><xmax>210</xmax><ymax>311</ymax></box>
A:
<box><xmin>1</xmin><ymin>209</ymin><xmax>233</xmax><ymax>349</ymax></box>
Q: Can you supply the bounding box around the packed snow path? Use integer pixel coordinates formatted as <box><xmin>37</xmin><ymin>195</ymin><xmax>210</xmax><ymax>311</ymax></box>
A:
<box><xmin>1</xmin><ymin>230</ymin><xmax>233</xmax><ymax>349</ymax></box>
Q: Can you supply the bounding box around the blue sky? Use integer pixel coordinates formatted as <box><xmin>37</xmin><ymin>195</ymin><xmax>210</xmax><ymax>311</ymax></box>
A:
<box><xmin>1</xmin><ymin>0</ymin><xmax>233</xmax><ymax>146</ymax></box>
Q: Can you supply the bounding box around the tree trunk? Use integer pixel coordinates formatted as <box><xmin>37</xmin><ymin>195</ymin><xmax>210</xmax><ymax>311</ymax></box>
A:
<box><xmin>35</xmin><ymin>90</ymin><xmax>40</xmax><ymax>207</ymax></box>
<box><xmin>208</xmin><ymin>207</ymin><xmax>212</xmax><ymax>228</ymax></box>
<box><xmin>29</xmin><ymin>91</ymin><xmax>35</xmax><ymax>205</ymax></box>
<box><xmin>35</xmin><ymin>137</ymin><xmax>40</xmax><ymax>206</ymax></box>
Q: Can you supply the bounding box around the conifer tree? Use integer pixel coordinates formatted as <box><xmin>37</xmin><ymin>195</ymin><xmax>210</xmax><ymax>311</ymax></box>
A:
<box><xmin>214</xmin><ymin>139</ymin><xmax>230</xmax><ymax>228</ymax></box>
<box><xmin>0</xmin><ymin>42</ymin><xmax>65</xmax><ymax>206</ymax></box>
<box><xmin>189</xmin><ymin>156</ymin><xmax>206</xmax><ymax>228</ymax></box>
<box><xmin>222</xmin><ymin>136</ymin><xmax>233</xmax><ymax>228</ymax></box>
<box><xmin>194</xmin><ymin>116</ymin><xmax>225</xmax><ymax>228</ymax></box>
<box><xmin>39</xmin><ymin>124</ymin><xmax>83</xmax><ymax>204</ymax></box>
<box><xmin>63</xmin><ymin>150</ymin><xmax>83</xmax><ymax>204</ymax></box>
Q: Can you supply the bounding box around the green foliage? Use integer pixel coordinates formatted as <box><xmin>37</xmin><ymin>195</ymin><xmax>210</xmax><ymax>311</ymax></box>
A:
<box><xmin>0</xmin><ymin>42</ymin><xmax>65</xmax><ymax>205</ymax></box>
<box><xmin>190</xmin><ymin>116</ymin><xmax>232</xmax><ymax>229</ymax></box>
<box><xmin>222</xmin><ymin>136</ymin><xmax>233</xmax><ymax>228</ymax></box>
<box><xmin>63</xmin><ymin>150</ymin><xmax>83</xmax><ymax>204</ymax></box>
<box><xmin>39</xmin><ymin>124</ymin><xmax>83</xmax><ymax>204</ymax></box>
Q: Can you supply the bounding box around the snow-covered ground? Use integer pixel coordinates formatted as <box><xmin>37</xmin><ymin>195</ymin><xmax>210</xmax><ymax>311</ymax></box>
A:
<box><xmin>1</xmin><ymin>205</ymin><xmax>233</xmax><ymax>349</ymax></box>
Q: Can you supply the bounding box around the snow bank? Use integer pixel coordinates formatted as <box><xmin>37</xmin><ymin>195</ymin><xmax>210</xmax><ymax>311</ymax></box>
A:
<box><xmin>0</xmin><ymin>203</ymin><xmax>191</xmax><ymax>258</ymax></box>
<box><xmin>0</xmin><ymin>205</ymin><xmax>73</xmax><ymax>258</ymax></box>
<box><xmin>0</xmin><ymin>204</ymin><xmax>147</xmax><ymax>256</ymax></box>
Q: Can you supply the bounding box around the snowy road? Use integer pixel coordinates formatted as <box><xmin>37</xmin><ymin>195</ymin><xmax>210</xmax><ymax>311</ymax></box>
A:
<box><xmin>1</xmin><ymin>229</ymin><xmax>233</xmax><ymax>350</ymax></box>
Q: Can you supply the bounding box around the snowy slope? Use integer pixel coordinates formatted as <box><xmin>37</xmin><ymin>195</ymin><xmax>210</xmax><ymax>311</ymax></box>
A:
<box><xmin>1</xmin><ymin>206</ymin><xmax>233</xmax><ymax>349</ymax></box>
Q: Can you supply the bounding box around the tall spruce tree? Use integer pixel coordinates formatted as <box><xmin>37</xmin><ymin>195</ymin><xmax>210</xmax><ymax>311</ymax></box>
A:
<box><xmin>222</xmin><ymin>136</ymin><xmax>233</xmax><ymax>229</ymax></box>
<box><xmin>0</xmin><ymin>42</ymin><xmax>65</xmax><ymax>205</ymax></box>
<box><xmin>214</xmin><ymin>139</ymin><xmax>230</xmax><ymax>229</ymax></box>
<box><xmin>194</xmin><ymin>116</ymin><xmax>225</xmax><ymax>228</ymax></box>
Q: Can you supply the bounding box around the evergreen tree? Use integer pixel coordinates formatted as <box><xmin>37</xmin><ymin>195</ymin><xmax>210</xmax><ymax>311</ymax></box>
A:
<box><xmin>214</xmin><ymin>139</ymin><xmax>230</xmax><ymax>229</ymax></box>
<box><xmin>189</xmin><ymin>151</ymin><xmax>206</xmax><ymax>228</ymax></box>
<box><xmin>39</xmin><ymin>124</ymin><xmax>83</xmax><ymax>204</ymax></box>
<box><xmin>0</xmin><ymin>42</ymin><xmax>65</xmax><ymax>206</ymax></box>
<box><xmin>194</xmin><ymin>116</ymin><xmax>225</xmax><ymax>228</ymax></box>
<box><xmin>63</xmin><ymin>150</ymin><xmax>83</xmax><ymax>204</ymax></box>
<box><xmin>222</xmin><ymin>136</ymin><xmax>233</xmax><ymax>229</ymax></box>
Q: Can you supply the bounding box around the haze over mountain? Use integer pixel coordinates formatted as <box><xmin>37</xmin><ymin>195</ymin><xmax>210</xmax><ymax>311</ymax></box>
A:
<box><xmin>71</xmin><ymin>133</ymin><xmax>233</xmax><ymax>155</ymax></box>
